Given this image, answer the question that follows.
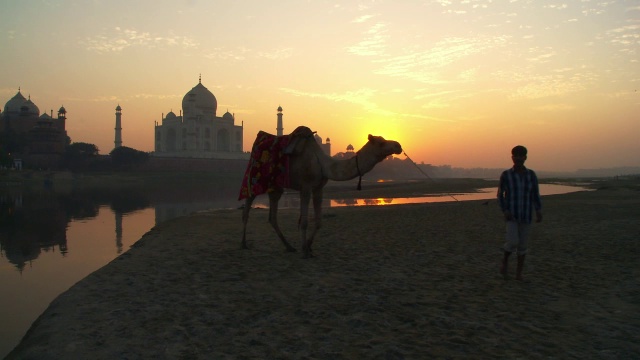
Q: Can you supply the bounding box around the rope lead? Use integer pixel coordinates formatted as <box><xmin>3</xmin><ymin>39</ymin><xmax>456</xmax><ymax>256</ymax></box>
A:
<box><xmin>403</xmin><ymin>151</ymin><xmax>459</xmax><ymax>202</ymax></box>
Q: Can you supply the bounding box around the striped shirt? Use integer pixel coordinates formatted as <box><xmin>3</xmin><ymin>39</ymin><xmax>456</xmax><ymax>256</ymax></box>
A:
<box><xmin>497</xmin><ymin>167</ymin><xmax>542</xmax><ymax>224</ymax></box>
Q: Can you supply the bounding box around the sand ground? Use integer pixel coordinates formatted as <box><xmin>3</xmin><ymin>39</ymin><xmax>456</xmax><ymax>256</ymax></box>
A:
<box><xmin>7</xmin><ymin>182</ymin><xmax>640</xmax><ymax>359</ymax></box>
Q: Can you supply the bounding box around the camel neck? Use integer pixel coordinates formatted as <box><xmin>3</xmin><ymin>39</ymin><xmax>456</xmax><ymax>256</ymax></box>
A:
<box><xmin>320</xmin><ymin>155</ymin><xmax>362</xmax><ymax>181</ymax></box>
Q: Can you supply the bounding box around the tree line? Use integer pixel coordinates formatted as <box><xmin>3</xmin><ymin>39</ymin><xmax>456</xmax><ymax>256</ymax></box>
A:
<box><xmin>0</xmin><ymin>134</ymin><xmax>149</xmax><ymax>171</ymax></box>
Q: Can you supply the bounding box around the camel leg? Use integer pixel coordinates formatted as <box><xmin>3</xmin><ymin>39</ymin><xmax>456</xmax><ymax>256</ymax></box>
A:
<box><xmin>306</xmin><ymin>188</ymin><xmax>323</xmax><ymax>255</ymax></box>
<box><xmin>268</xmin><ymin>190</ymin><xmax>296</xmax><ymax>252</ymax></box>
<box><xmin>299</xmin><ymin>189</ymin><xmax>312</xmax><ymax>258</ymax></box>
<box><xmin>241</xmin><ymin>196</ymin><xmax>255</xmax><ymax>249</ymax></box>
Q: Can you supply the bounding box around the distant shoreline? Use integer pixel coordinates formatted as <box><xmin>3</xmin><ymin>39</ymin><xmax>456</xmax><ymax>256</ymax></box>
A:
<box><xmin>2</xmin><ymin>169</ymin><xmax>636</xmax><ymax>201</ymax></box>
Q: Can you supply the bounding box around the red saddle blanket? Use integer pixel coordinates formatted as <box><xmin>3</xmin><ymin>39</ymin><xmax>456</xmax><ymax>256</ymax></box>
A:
<box><xmin>238</xmin><ymin>126</ymin><xmax>312</xmax><ymax>200</ymax></box>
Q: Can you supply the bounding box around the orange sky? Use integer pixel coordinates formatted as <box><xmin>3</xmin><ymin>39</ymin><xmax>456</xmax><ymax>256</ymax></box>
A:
<box><xmin>1</xmin><ymin>0</ymin><xmax>638</xmax><ymax>171</ymax></box>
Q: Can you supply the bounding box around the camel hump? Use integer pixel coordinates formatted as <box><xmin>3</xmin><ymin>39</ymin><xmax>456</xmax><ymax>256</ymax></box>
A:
<box><xmin>284</xmin><ymin>126</ymin><xmax>315</xmax><ymax>155</ymax></box>
<box><xmin>290</xmin><ymin>126</ymin><xmax>314</xmax><ymax>138</ymax></box>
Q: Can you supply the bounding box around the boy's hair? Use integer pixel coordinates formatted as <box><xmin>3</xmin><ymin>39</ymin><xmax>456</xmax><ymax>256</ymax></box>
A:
<box><xmin>511</xmin><ymin>145</ymin><xmax>527</xmax><ymax>156</ymax></box>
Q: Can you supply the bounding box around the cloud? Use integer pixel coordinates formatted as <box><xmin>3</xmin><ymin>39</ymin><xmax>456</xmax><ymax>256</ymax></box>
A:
<box><xmin>533</xmin><ymin>103</ymin><xmax>575</xmax><ymax>112</ymax></box>
<box><xmin>279</xmin><ymin>87</ymin><xmax>451</xmax><ymax>122</ymax></box>
<box><xmin>63</xmin><ymin>93</ymin><xmax>181</xmax><ymax>102</ymax></box>
<box><xmin>507</xmin><ymin>72</ymin><xmax>593</xmax><ymax>100</ymax></box>
<box><xmin>373</xmin><ymin>35</ymin><xmax>510</xmax><ymax>84</ymax></box>
<box><xmin>62</xmin><ymin>95</ymin><xmax>120</xmax><ymax>102</ymax></box>
<box><xmin>544</xmin><ymin>4</ymin><xmax>568</xmax><ymax>10</ymax></box>
<box><xmin>526</xmin><ymin>49</ymin><xmax>556</xmax><ymax>64</ymax></box>
<box><xmin>352</xmin><ymin>14</ymin><xmax>376</xmax><ymax>23</ymax></box>
<box><xmin>607</xmin><ymin>24</ymin><xmax>640</xmax><ymax>47</ymax></box>
<box><xmin>203</xmin><ymin>47</ymin><xmax>250</xmax><ymax>61</ymax></box>
<box><xmin>346</xmin><ymin>22</ymin><xmax>388</xmax><ymax>56</ymax></box>
<box><xmin>413</xmin><ymin>89</ymin><xmax>479</xmax><ymax>111</ymax></box>
<box><xmin>280</xmin><ymin>87</ymin><xmax>390</xmax><ymax>114</ymax></box>
<box><xmin>132</xmin><ymin>93</ymin><xmax>182</xmax><ymax>100</ymax></box>
<box><xmin>202</xmin><ymin>47</ymin><xmax>293</xmax><ymax>61</ymax></box>
<box><xmin>257</xmin><ymin>48</ymin><xmax>294</xmax><ymax>60</ymax></box>
<box><xmin>82</xmin><ymin>27</ymin><xmax>199</xmax><ymax>53</ymax></box>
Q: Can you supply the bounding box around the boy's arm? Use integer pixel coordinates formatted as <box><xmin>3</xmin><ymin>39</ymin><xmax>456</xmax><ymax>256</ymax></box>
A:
<box><xmin>497</xmin><ymin>172</ymin><xmax>512</xmax><ymax>220</ymax></box>
<box><xmin>531</xmin><ymin>170</ymin><xmax>543</xmax><ymax>222</ymax></box>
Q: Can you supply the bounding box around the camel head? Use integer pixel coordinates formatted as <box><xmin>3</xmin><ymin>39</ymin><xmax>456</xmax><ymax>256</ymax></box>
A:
<box><xmin>362</xmin><ymin>134</ymin><xmax>403</xmax><ymax>162</ymax></box>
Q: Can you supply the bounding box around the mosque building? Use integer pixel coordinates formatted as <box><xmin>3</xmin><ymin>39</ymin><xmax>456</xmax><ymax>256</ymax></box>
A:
<box><xmin>153</xmin><ymin>77</ymin><xmax>246</xmax><ymax>159</ymax></box>
<box><xmin>1</xmin><ymin>88</ymin><xmax>69</xmax><ymax>169</ymax></box>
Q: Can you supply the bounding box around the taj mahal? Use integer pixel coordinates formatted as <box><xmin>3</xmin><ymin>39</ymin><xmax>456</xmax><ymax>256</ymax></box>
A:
<box><xmin>153</xmin><ymin>76</ymin><xmax>246</xmax><ymax>159</ymax></box>
<box><xmin>152</xmin><ymin>76</ymin><xmax>331</xmax><ymax>160</ymax></box>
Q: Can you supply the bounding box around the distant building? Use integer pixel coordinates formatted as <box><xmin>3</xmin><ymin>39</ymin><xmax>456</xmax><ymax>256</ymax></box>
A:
<box><xmin>279</xmin><ymin>106</ymin><xmax>331</xmax><ymax>156</ymax></box>
<box><xmin>314</xmin><ymin>133</ymin><xmax>331</xmax><ymax>156</ymax></box>
<box><xmin>153</xmin><ymin>77</ymin><xmax>246</xmax><ymax>159</ymax></box>
<box><xmin>1</xmin><ymin>88</ymin><xmax>69</xmax><ymax>169</ymax></box>
<box><xmin>114</xmin><ymin>104</ymin><xmax>123</xmax><ymax>150</ymax></box>
<box><xmin>277</xmin><ymin>106</ymin><xmax>284</xmax><ymax>136</ymax></box>
<box><xmin>332</xmin><ymin>144</ymin><xmax>356</xmax><ymax>159</ymax></box>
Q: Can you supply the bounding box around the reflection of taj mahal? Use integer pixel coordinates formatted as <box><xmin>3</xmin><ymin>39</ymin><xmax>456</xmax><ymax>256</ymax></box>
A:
<box><xmin>153</xmin><ymin>76</ymin><xmax>246</xmax><ymax>159</ymax></box>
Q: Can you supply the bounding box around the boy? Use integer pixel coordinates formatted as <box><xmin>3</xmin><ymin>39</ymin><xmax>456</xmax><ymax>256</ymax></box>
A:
<box><xmin>497</xmin><ymin>145</ymin><xmax>543</xmax><ymax>281</ymax></box>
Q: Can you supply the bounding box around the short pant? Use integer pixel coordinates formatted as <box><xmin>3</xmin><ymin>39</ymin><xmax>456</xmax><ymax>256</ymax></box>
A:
<box><xmin>504</xmin><ymin>221</ymin><xmax>531</xmax><ymax>255</ymax></box>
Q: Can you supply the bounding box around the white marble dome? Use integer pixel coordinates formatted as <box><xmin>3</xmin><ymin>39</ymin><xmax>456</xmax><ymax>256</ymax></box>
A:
<box><xmin>182</xmin><ymin>81</ymin><xmax>217</xmax><ymax>117</ymax></box>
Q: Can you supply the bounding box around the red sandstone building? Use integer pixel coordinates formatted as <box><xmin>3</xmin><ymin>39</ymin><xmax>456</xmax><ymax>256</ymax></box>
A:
<box><xmin>1</xmin><ymin>89</ymin><xmax>69</xmax><ymax>169</ymax></box>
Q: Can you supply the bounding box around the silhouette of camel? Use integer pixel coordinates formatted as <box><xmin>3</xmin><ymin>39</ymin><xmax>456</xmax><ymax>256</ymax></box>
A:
<box><xmin>241</xmin><ymin>127</ymin><xmax>402</xmax><ymax>258</ymax></box>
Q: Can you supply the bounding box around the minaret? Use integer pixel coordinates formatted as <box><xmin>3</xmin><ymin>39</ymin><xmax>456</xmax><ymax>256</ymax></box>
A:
<box><xmin>114</xmin><ymin>104</ymin><xmax>122</xmax><ymax>148</ymax></box>
<box><xmin>276</xmin><ymin>106</ymin><xmax>283</xmax><ymax>136</ymax></box>
<box><xmin>57</xmin><ymin>105</ymin><xmax>67</xmax><ymax>129</ymax></box>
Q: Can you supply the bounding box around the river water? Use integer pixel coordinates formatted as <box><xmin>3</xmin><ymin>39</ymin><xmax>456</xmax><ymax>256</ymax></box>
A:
<box><xmin>0</xmin><ymin>183</ymin><xmax>589</xmax><ymax>357</ymax></box>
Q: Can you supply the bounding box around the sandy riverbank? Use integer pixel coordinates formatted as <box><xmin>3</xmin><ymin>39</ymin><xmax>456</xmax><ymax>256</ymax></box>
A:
<box><xmin>7</xmin><ymin>182</ymin><xmax>640</xmax><ymax>359</ymax></box>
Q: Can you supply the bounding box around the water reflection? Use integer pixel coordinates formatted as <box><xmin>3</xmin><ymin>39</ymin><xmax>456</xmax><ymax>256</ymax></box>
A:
<box><xmin>258</xmin><ymin>184</ymin><xmax>590</xmax><ymax>208</ymax></box>
<box><xmin>0</xmin><ymin>187</ymin><xmax>150</xmax><ymax>271</ymax></box>
<box><xmin>1</xmin><ymin>190</ymin><xmax>68</xmax><ymax>271</ymax></box>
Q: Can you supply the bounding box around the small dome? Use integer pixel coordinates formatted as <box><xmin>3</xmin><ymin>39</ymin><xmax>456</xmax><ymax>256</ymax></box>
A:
<box><xmin>314</xmin><ymin>134</ymin><xmax>322</xmax><ymax>143</ymax></box>
<box><xmin>24</xmin><ymin>98</ymin><xmax>40</xmax><ymax>115</ymax></box>
<box><xmin>58</xmin><ymin>106</ymin><xmax>66</xmax><ymax>114</ymax></box>
<box><xmin>116</xmin><ymin>104</ymin><xmax>122</xmax><ymax>111</ymax></box>
<box><xmin>166</xmin><ymin>111</ymin><xmax>177</xmax><ymax>119</ymax></box>
<box><xmin>326</xmin><ymin>137</ymin><xmax>330</xmax><ymax>143</ymax></box>
<box><xmin>223</xmin><ymin>111</ymin><xmax>233</xmax><ymax>120</ymax></box>
<box><xmin>277</xmin><ymin>106</ymin><xmax>283</xmax><ymax>112</ymax></box>
<box><xmin>39</xmin><ymin>113</ymin><xmax>52</xmax><ymax>119</ymax></box>
<box><xmin>4</xmin><ymin>90</ymin><xmax>27</xmax><ymax>113</ymax></box>
<box><xmin>347</xmin><ymin>144</ymin><xmax>354</xmax><ymax>151</ymax></box>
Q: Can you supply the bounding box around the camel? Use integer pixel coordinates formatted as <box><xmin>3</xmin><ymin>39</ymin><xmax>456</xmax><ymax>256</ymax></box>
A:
<box><xmin>240</xmin><ymin>128</ymin><xmax>402</xmax><ymax>258</ymax></box>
